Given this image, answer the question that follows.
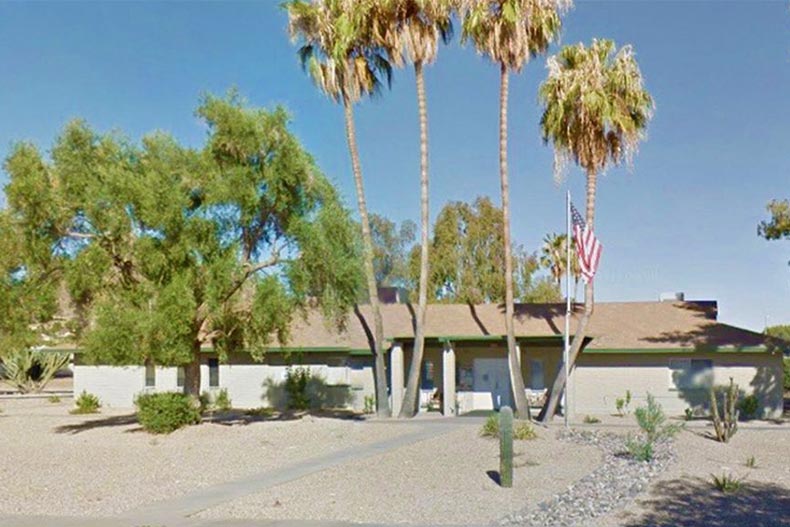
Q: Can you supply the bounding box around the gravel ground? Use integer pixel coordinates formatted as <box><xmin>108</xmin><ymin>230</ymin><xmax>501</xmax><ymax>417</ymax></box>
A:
<box><xmin>0</xmin><ymin>398</ymin><xmax>419</xmax><ymax>517</ymax></box>
<box><xmin>198</xmin><ymin>424</ymin><xmax>603</xmax><ymax>525</ymax></box>
<box><xmin>501</xmin><ymin>429</ymin><xmax>675</xmax><ymax>527</ymax></box>
<box><xmin>594</xmin><ymin>426</ymin><xmax>790</xmax><ymax>527</ymax></box>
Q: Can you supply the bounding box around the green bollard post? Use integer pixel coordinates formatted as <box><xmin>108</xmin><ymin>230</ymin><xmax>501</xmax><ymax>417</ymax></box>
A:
<box><xmin>499</xmin><ymin>405</ymin><xmax>513</xmax><ymax>488</ymax></box>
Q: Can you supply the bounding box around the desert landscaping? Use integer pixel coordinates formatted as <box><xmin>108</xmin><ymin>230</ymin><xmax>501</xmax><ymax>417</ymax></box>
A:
<box><xmin>1</xmin><ymin>394</ymin><xmax>789</xmax><ymax>527</ymax></box>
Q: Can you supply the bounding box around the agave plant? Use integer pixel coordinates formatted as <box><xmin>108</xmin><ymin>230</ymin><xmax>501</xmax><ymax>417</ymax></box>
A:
<box><xmin>2</xmin><ymin>348</ymin><xmax>70</xmax><ymax>393</ymax></box>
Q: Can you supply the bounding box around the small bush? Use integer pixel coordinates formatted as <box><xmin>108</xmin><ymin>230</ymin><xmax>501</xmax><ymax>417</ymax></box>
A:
<box><xmin>626</xmin><ymin>436</ymin><xmax>654</xmax><ymax>462</ymax></box>
<box><xmin>70</xmin><ymin>391</ymin><xmax>100</xmax><ymax>414</ymax></box>
<box><xmin>737</xmin><ymin>394</ymin><xmax>760</xmax><ymax>420</ymax></box>
<box><xmin>481</xmin><ymin>414</ymin><xmax>499</xmax><ymax>437</ymax></box>
<box><xmin>783</xmin><ymin>358</ymin><xmax>790</xmax><ymax>391</ymax></box>
<box><xmin>363</xmin><ymin>395</ymin><xmax>375</xmax><ymax>415</ymax></box>
<box><xmin>635</xmin><ymin>394</ymin><xmax>681</xmax><ymax>443</ymax></box>
<box><xmin>136</xmin><ymin>392</ymin><xmax>201</xmax><ymax>434</ymax></box>
<box><xmin>615</xmin><ymin>390</ymin><xmax>632</xmax><ymax>416</ymax></box>
<box><xmin>684</xmin><ymin>408</ymin><xmax>694</xmax><ymax>421</ymax></box>
<box><xmin>583</xmin><ymin>415</ymin><xmax>601</xmax><ymax>424</ymax></box>
<box><xmin>48</xmin><ymin>395</ymin><xmax>61</xmax><ymax>404</ymax></box>
<box><xmin>198</xmin><ymin>391</ymin><xmax>212</xmax><ymax>412</ymax></box>
<box><xmin>513</xmin><ymin>422</ymin><xmax>537</xmax><ymax>440</ymax></box>
<box><xmin>284</xmin><ymin>366</ymin><xmax>311</xmax><ymax>410</ymax></box>
<box><xmin>214</xmin><ymin>388</ymin><xmax>232</xmax><ymax>412</ymax></box>
<box><xmin>480</xmin><ymin>414</ymin><xmax>535</xmax><ymax>440</ymax></box>
<box><xmin>745</xmin><ymin>455</ymin><xmax>757</xmax><ymax>469</ymax></box>
<box><xmin>711</xmin><ymin>472</ymin><xmax>743</xmax><ymax>493</ymax></box>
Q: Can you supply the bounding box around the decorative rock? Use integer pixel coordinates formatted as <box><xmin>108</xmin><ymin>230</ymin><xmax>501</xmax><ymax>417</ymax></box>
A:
<box><xmin>500</xmin><ymin>429</ymin><xmax>676</xmax><ymax>527</ymax></box>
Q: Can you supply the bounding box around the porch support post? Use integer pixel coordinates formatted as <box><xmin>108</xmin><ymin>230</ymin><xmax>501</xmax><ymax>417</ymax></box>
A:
<box><xmin>390</xmin><ymin>342</ymin><xmax>404</xmax><ymax>416</ymax></box>
<box><xmin>442</xmin><ymin>341</ymin><xmax>456</xmax><ymax>416</ymax></box>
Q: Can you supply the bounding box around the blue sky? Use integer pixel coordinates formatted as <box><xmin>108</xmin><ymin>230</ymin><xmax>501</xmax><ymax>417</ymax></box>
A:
<box><xmin>1</xmin><ymin>1</ymin><xmax>788</xmax><ymax>330</ymax></box>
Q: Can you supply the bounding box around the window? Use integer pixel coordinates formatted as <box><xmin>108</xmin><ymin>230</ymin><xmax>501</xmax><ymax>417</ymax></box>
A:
<box><xmin>669</xmin><ymin>358</ymin><xmax>713</xmax><ymax>390</ymax></box>
<box><xmin>529</xmin><ymin>359</ymin><xmax>545</xmax><ymax>390</ymax></box>
<box><xmin>208</xmin><ymin>358</ymin><xmax>219</xmax><ymax>388</ymax></box>
<box><xmin>145</xmin><ymin>362</ymin><xmax>156</xmax><ymax>388</ymax></box>
<box><xmin>420</xmin><ymin>361</ymin><xmax>435</xmax><ymax>390</ymax></box>
<box><xmin>177</xmin><ymin>366</ymin><xmax>185</xmax><ymax>388</ymax></box>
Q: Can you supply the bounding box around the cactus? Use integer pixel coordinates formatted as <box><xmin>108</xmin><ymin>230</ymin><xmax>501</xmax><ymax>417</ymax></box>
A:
<box><xmin>710</xmin><ymin>377</ymin><xmax>739</xmax><ymax>443</ymax></box>
<box><xmin>499</xmin><ymin>406</ymin><xmax>513</xmax><ymax>488</ymax></box>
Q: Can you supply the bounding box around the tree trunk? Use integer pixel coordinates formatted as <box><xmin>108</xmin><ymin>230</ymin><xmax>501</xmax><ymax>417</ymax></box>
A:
<box><xmin>183</xmin><ymin>340</ymin><xmax>202</xmax><ymax>399</ymax></box>
<box><xmin>400</xmin><ymin>61</ymin><xmax>431</xmax><ymax>418</ymax></box>
<box><xmin>343</xmin><ymin>98</ymin><xmax>390</xmax><ymax>418</ymax></box>
<box><xmin>539</xmin><ymin>169</ymin><xmax>598</xmax><ymax>423</ymax></box>
<box><xmin>499</xmin><ymin>63</ymin><xmax>531</xmax><ymax>421</ymax></box>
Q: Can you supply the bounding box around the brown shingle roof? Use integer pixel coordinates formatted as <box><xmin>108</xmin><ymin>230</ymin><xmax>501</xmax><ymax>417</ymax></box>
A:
<box><xmin>280</xmin><ymin>301</ymin><xmax>769</xmax><ymax>352</ymax></box>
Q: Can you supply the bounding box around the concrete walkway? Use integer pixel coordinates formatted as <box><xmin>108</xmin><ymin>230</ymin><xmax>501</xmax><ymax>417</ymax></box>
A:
<box><xmin>103</xmin><ymin>418</ymin><xmax>468</xmax><ymax>526</ymax></box>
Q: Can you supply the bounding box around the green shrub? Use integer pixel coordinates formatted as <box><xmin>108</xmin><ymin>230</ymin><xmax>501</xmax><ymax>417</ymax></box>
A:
<box><xmin>284</xmin><ymin>366</ymin><xmax>311</xmax><ymax>410</ymax></box>
<box><xmin>214</xmin><ymin>388</ymin><xmax>232</xmax><ymax>412</ymax></box>
<box><xmin>48</xmin><ymin>395</ymin><xmax>61</xmax><ymax>404</ymax></box>
<box><xmin>363</xmin><ymin>395</ymin><xmax>375</xmax><ymax>415</ymax></box>
<box><xmin>136</xmin><ymin>392</ymin><xmax>201</xmax><ymax>434</ymax></box>
<box><xmin>481</xmin><ymin>414</ymin><xmax>499</xmax><ymax>437</ymax></box>
<box><xmin>626</xmin><ymin>393</ymin><xmax>680</xmax><ymax>462</ymax></box>
<box><xmin>737</xmin><ymin>394</ymin><xmax>760</xmax><ymax>420</ymax></box>
<box><xmin>745</xmin><ymin>455</ymin><xmax>757</xmax><ymax>469</ymax></box>
<box><xmin>684</xmin><ymin>408</ymin><xmax>694</xmax><ymax>421</ymax></box>
<box><xmin>616</xmin><ymin>390</ymin><xmax>632</xmax><ymax>416</ymax></box>
<box><xmin>199</xmin><ymin>391</ymin><xmax>212</xmax><ymax>412</ymax></box>
<box><xmin>70</xmin><ymin>391</ymin><xmax>100</xmax><ymax>414</ymax></box>
<box><xmin>480</xmin><ymin>414</ymin><xmax>535</xmax><ymax>440</ymax></box>
<box><xmin>513</xmin><ymin>421</ymin><xmax>537</xmax><ymax>440</ymax></box>
<box><xmin>711</xmin><ymin>472</ymin><xmax>743</xmax><ymax>493</ymax></box>
<box><xmin>626</xmin><ymin>436</ymin><xmax>654</xmax><ymax>462</ymax></box>
<box><xmin>583</xmin><ymin>415</ymin><xmax>601</xmax><ymax>424</ymax></box>
<box><xmin>783</xmin><ymin>358</ymin><xmax>790</xmax><ymax>391</ymax></box>
<box><xmin>635</xmin><ymin>394</ymin><xmax>681</xmax><ymax>443</ymax></box>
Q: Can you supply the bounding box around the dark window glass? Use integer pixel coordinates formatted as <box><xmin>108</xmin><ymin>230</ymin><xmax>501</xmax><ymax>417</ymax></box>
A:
<box><xmin>145</xmin><ymin>363</ymin><xmax>155</xmax><ymax>387</ymax></box>
<box><xmin>208</xmin><ymin>358</ymin><xmax>219</xmax><ymax>387</ymax></box>
<box><xmin>177</xmin><ymin>366</ymin><xmax>185</xmax><ymax>388</ymax></box>
<box><xmin>420</xmin><ymin>361</ymin><xmax>435</xmax><ymax>390</ymax></box>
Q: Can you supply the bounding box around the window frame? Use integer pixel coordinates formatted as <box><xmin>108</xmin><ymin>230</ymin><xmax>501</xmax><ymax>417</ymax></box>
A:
<box><xmin>669</xmin><ymin>358</ymin><xmax>713</xmax><ymax>391</ymax></box>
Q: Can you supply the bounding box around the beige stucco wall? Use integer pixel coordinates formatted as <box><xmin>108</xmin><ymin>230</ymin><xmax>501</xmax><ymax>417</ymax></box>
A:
<box><xmin>571</xmin><ymin>352</ymin><xmax>784</xmax><ymax>419</ymax></box>
<box><xmin>74</xmin><ymin>352</ymin><xmax>375</xmax><ymax>411</ymax></box>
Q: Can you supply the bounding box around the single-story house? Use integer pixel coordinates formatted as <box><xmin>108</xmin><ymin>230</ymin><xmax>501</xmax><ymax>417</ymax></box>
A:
<box><xmin>72</xmin><ymin>298</ymin><xmax>786</xmax><ymax>419</ymax></box>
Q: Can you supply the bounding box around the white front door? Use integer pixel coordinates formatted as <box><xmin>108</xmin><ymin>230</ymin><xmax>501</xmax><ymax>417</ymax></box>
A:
<box><xmin>473</xmin><ymin>358</ymin><xmax>512</xmax><ymax>410</ymax></box>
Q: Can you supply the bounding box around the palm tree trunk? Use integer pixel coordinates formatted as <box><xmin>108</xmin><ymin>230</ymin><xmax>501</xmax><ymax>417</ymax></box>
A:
<box><xmin>400</xmin><ymin>61</ymin><xmax>431</xmax><ymax>418</ymax></box>
<box><xmin>499</xmin><ymin>63</ymin><xmax>531</xmax><ymax>420</ymax></box>
<box><xmin>343</xmin><ymin>97</ymin><xmax>390</xmax><ymax>418</ymax></box>
<box><xmin>539</xmin><ymin>169</ymin><xmax>597</xmax><ymax>423</ymax></box>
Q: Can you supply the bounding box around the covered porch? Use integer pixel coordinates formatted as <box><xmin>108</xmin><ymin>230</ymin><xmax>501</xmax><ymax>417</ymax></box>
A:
<box><xmin>388</xmin><ymin>336</ymin><xmax>566</xmax><ymax>416</ymax></box>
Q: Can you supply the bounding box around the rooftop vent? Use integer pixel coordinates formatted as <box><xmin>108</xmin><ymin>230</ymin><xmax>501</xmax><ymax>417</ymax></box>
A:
<box><xmin>659</xmin><ymin>291</ymin><xmax>685</xmax><ymax>302</ymax></box>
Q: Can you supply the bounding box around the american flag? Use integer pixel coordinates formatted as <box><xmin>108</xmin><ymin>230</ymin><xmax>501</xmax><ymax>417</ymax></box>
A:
<box><xmin>571</xmin><ymin>202</ymin><xmax>602</xmax><ymax>283</ymax></box>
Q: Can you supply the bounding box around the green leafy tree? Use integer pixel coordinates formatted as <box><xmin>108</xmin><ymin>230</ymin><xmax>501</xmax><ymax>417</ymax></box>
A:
<box><xmin>461</xmin><ymin>0</ymin><xmax>568</xmax><ymax>419</ymax></box>
<box><xmin>2</xmin><ymin>93</ymin><xmax>362</xmax><ymax>398</ymax></box>
<box><xmin>538</xmin><ymin>39</ymin><xmax>653</xmax><ymax>422</ymax></box>
<box><xmin>408</xmin><ymin>197</ymin><xmax>559</xmax><ymax>303</ymax></box>
<box><xmin>372</xmin><ymin>0</ymin><xmax>454</xmax><ymax>420</ymax></box>
<box><xmin>540</xmin><ymin>232</ymin><xmax>580</xmax><ymax>297</ymax></box>
<box><xmin>370</xmin><ymin>213</ymin><xmax>416</xmax><ymax>289</ymax></box>
<box><xmin>286</xmin><ymin>0</ymin><xmax>393</xmax><ymax>416</ymax></box>
<box><xmin>759</xmin><ymin>200</ymin><xmax>790</xmax><ymax>265</ymax></box>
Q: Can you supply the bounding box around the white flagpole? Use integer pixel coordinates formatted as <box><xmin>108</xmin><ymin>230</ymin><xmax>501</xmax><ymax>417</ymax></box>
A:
<box><xmin>563</xmin><ymin>190</ymin><xmax>571</xmax><ymax>428</ymax></box>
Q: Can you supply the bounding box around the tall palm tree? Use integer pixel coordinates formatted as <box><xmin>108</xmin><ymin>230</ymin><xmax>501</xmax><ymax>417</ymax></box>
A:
<box><xmin>286</xmin><ymin>0</ymin><xmax>393</xmax><ymax>417</ymax></box>
<box><xmin>371</xmin><ymin>0</ymin><xmax>454</xmax><ymax>418</ymax></box>
<box><xmin>538</xmin><ymin>39</ymin><xmax>653</xmax><ymax>422</ymax></box>
<box><xmin>540</xmin><ymin>232</ymin><xmax>579</xmax><ymax>294</ymax></box>
<box><xmin>461</xmin><ymin>0</ymin><xmax>567</xmax><ymax>420</ymax></box>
